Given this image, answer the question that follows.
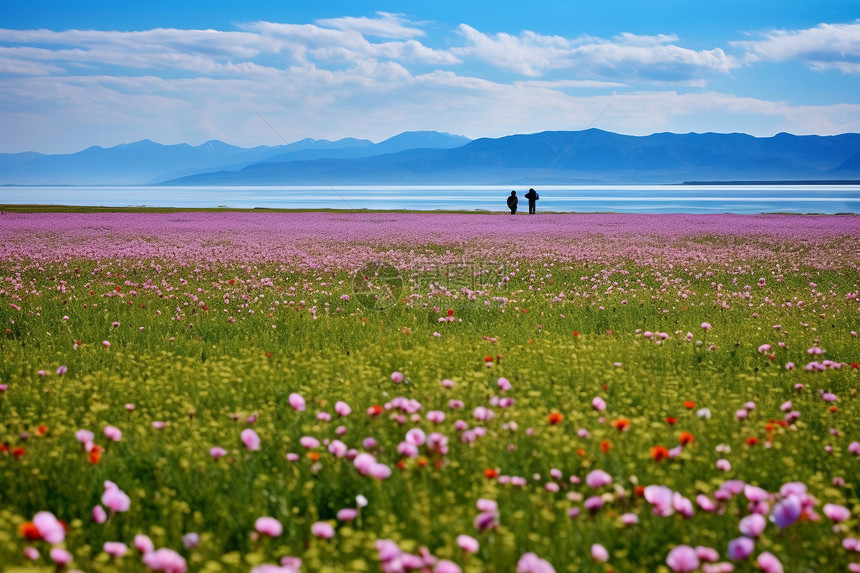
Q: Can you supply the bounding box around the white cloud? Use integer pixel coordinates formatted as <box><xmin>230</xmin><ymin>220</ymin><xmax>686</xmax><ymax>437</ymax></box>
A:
<box><xmin>453</xmin><ymin>25</ymin><xmax>738</xmax><ymax>81</ymax></box>
<box><xmin>0</xmin><ymin>16</ymin><xmax>858</xmax><ymax>153</ymax></box>
<box><xmin>314</xmin><ymin>12</ymin><xmax>426</xmax><ymax>39</ymax></box>
<box><xmin>738</xmin><ymin>20</ymin><xmax>860</xmax><ymax>74</ymax></box>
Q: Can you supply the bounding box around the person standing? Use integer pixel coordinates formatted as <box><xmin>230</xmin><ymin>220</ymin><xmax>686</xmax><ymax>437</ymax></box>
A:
<box><xmin>506</xmin><ymin>190</ymin><xmax>518</xmax><ymax>215</ymax></box>
<box><xmin>525</xmin><ymin>188</ymin><xmax>539</xmax><ymax>214</ymax></box>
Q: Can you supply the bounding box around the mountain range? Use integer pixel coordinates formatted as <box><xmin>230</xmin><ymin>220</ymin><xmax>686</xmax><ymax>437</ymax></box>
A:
<box><xmin>2</xmin><ymin>129</ymin><xmax>859</xmax><ymax>186</ymax></box>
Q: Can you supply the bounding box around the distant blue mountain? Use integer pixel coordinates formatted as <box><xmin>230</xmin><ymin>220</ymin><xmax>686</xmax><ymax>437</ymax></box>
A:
<box><xmin>2</xmin><ymin>129</ymin><xmax>859</xmax><ymax>186</ymax></box>
<box><xmin>0</xmin><ymin>131</ymin><xmax>471</xmax><ymax>185</ymax></box>
<box><xmin>161</xmin><ymin>129</ymin><xmax>860</xmax><ymax>186</ymax></box>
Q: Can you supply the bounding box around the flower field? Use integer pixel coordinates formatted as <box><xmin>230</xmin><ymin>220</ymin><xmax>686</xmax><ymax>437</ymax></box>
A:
<box><xmin>1</xmin><ymin>212</ymin><xmax>859</xmax><ymax>573</ymax></box>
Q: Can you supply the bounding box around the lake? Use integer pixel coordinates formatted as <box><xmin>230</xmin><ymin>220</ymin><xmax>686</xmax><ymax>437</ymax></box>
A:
<box><xmin>2</xmin><ymin>184</ymin><xmax>859</xmax><ymax>213</ymax></box>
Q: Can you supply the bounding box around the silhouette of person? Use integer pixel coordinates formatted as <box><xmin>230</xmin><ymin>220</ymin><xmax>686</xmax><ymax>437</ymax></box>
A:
<box><xmin>506</xmin><ymin>190</ymin><xmax>518</xmax><ymax>214</ymax></box>
<box><xmin>524</xmin><ymin>188</ymin><xmax>539</xmax><ymax>214</ymax></box>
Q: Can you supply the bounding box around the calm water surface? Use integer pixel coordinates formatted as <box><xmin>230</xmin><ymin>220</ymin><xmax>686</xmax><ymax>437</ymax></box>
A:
<box><xmin>2</xmin><ymin>185</ymin><xmax>859</xmax><ymax>213</ymax></box>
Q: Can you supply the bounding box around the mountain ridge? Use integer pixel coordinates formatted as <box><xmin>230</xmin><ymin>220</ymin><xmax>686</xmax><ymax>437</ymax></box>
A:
<box><xmin>2</xmin><ymin>129</ymin><xmax>859</xmax><ymax>186</ymax></box>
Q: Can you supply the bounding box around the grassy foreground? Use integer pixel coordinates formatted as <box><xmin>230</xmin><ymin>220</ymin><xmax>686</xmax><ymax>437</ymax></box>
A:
<box><xmin>0</xmin><ymin>212</ymin><xmax>858</xmax><ymax>573</ymax></box>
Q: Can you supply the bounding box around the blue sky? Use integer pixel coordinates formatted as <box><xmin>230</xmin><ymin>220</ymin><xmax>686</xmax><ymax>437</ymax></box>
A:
<box><xmin>1</xmin><ymin>0</ymin><xmax>859</xmax><ymax>153</ymax></box>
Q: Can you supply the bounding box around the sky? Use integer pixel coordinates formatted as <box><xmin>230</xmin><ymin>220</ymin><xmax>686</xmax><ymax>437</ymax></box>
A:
<box><xmin>1</xmin><ymin>0</ymin><xmax>860</xmax><ymax>154</ymax></box>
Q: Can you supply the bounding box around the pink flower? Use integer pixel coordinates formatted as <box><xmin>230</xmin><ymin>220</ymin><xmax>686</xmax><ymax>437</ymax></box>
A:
<box><xmin>696</xmin><ymin>546</ymin><xmax>719</xmax><ymax>563</ymax></box>
<box><xmin>103</xmin><ymin>340</ymin><xmax>111</xmax><ymax>348</ymax></box>
<box><xmin>75</xmin><ymin>429</ymin><xmax>95</xmax><ymax>444</ymax></box>
<box><xmin>592</xmin><ymin>396</ymin><xmax>607</xmax><ymax>411</ymax></box>
<box><xmin>405</xmin><ymin>428</ymin><xmax>427</xmax><ymax>446</ymax></box>
<box><xmin>516</xmin><ymin>552</ymin><xmax>556</xmax><ymax>573</ymax></box>
<box><xmin>457</xmin><ymin>534</ymin><xmax>479</xmax><ymax>553</ymax></box>
<box><xmin>104</xmin><ymin>541</ymin><xmax>128</xmax><ymax>558</ymax></box>
<box><xmin>182</xmin><ymin>532</ymin><xmax>199</xmax><ymax>548</ymax></box>
<box><xmin>209</xmin><ymin>446</ymin><xmax>227</xmax><ymax>459</ymax></box>
<box><xmin>241</xmin><ymin>428</ymin><xmax>261</xmax><ymax>451</ymax></box>
<box><xmin>666</xmin><ymin>545</ymin><xmax>699</xmax><ymax>572</ymax></box>
<box><xmin>435</xmin><ymin>560</ymin><xmax>462</xmax><ymax>573</ymax></box>
<box><xmin>92</xmin><ymin>504</ymin><xmax>107</xmax><ymax>523</ymax></box>
<box><xmin>50</xmin><ymin>547</ymin><xmax>73</xmax><ymax>566</ymax></box>
<box><xmin>255</xmin><ymin>516</ymin><xmax>283</xmax><ymax>537</ymax></box>
<box><xmin>473</xmin><ymin>406</ymin><xmax>494</xmax><ymax>421</ymax></box>
<box><xmin>334</xmin><ymin>401</ymin><xmax>351</xmax><ymax>416</ymax></box>
<box><xmin>104</xmin><ymin>425</ymin><xmax>122</xmax><ymax>442</ymax></box>
<box><xmin>697</xmin><ymin>495</ymin><xmax>716</xmax><ymax>512</ymax></box>
<box><xmin>426</xmin><ymin>410</ymin><xmax>446</xmax><ymax>423</ymax></box>
<box><xmin>102</xmin><ymin>483</ymin><xmax>131</xmax><ymax>513</ymax></box>
<box><xmin>644</xmin><ymin>485</ymin><xmax>674</xmax><ymax>516</ymax></box>
<box><xmin>23</xmin><ymin>547</ymin><xmax>39</xmax><ymax>560</ymax></box>
<box><xmin>770</xmin><ymin>495</ymin><xmax>802</xmax><ymax>528</ymax></box>
<box><xmin>716</xmin><ymin>459</ymin><xmax>732</xmax><ymax>472</ymax></box>
<box><xmin>591</xmin><ymin>544</ymin><xmax>609</xmax><ymax>563</ymax></box>
<box><xmin>743</xmin><ymin>485</ymin><xmax>768</xmax><ymax>503</ymax></box>
<box><xmin>337</xmin><ymin>508</ymin><xmax>358</xmax><ymax>521</ymax></box>
<box><xmin>727</xmin><ymin>537</ymin><xmax>754</xmax><ymax>561</ymax></box>
<box><xmin>391</xmin><ymin>371</ymin><xmax>404</xmax><ymax>383</ymax></box>
<box><xmin>369</xmin><ymin>463</ymin><xmax>392</xmax><ymax>480</ymax></box>
<box><xmin>621</xmin><ymin>512</ymin><xmax>639</xmax><ymax>525</ymax></box>
<box><xmin>701</xmin><ymin>322</ymin><xmax>712</xmax><ymax>331</ymax></box>
<box><xmin>497</xmin><ymin>377</ymin><xmax>512</xmax><ymax>391</ymax></box>
<box><xmin>585</xmin><ymin>469</ymin><xmax>612</xmax><ymax>489</ymax></box>
<box><xmin>757</xmin><ymin>552</ymin><xmax>783</xmax><ymax>573</ymax></box>
<box><xmin>142</xmin><ymin>547</ymin><xmax>187</xmax><ymax>573</ymax></box>
<box><xmin>757</xmin><ymin>344</ymin><xmax>771</xmax><ymax>353</ymax></box>
<box><xmin>288</xmin><ymin>393</ymin><xmax>306</xmax><ymax>411</ymax></box>
<box><xmin>823</xmin><ymin>503</ymin><xmax>850</xmax><ymax>522</ymax></box>
<box><xmin>311</xmin><ymin>521</ymin><xmax>335</xmax><ymax>539</ymax></box>
<box><xmin>135</xmin><ymin>534</ymin><xmax>155</xmax><ymax>553</ymax></box>
<box><xmin>299</xmin><ymin>436</ymin><xmax>320</xmax><ymax>449</ymax></box>
<box><xmin>739</xmin><ymin>513</ymin><xmax>766</xmax><ymax>537</ymax></box>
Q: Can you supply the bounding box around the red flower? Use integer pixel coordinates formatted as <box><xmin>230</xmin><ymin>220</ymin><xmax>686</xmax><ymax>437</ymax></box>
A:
<box><xmin>484</xmin><ymin>468</ymin><xmax>498</xmax><ymax>479</ymax></box>
<box><xmin>614</xmin><ymin>418</ymin><xmax>630</xmax><ymax>431</ymax></box>
<box><xmin>850</xmin><ymin>362</ymin><xmax>858</xmax><ymax>369</ymax></box>
<box><xmin>20</xmin><ymin>522</ymin><xmax>40</xmax><ymax>541</ymax></box>
<box><xmin>572</xmin><ymin>331</ymin><xmax>579</xmax><ymax>337</ymax></box>
<box><xmin>228</xmin><ymin>279</ymin><xmax>235</xmax><ymax>285</ymax></box>
<box><xmin>683</xmin><ymin>401</ymin><xmax>695</xmax><ymax>409</ymax></box>
<box><xmin>679</xmin><ymin>432</ymin><xmax>695</xmax><ymax>446</ymax></box>
<box><xmin>746</xmin><ymin>437</ymin><xmax>759</xmax><ymax>446</ymax></box>
<box><xmin>484</xmin><ymin>356</ymin><xmax>493</xmax><ymax>363</ymax></box>
<box><xmin>447</xmin><ymin>309</ymin><xmax>454</xmax><ymax>317</ymax></box>
<box><xmin>548</xmin><ymin>412</ymin><xmax>564</xmax><ymax>425</ymax></box>
<box><xmin>650</xmin><ymin>445</ymin><xmax>669</xmax><ymax>462</ymax></box>
<box><xmin>12</xmin><ymin>447</ymin><xmax>26</xmax><ymax>459</ymax></box>
<box><xmin>37</xmin><ymin>425</ymin><xmax>48</xmax><ymax>436</ymax></box>
<box><xmin>666</xmin><ymin>417</ymin><xmax>677</xmax><ymax>425</ymax></box>
<box><xmin>88</xmin><ymin>444</ymin><xmax>104</xmax><ymax>464</ymax></box>
<box><xmin>114</xmin><ymin>286</ymin><xmax>121</xmax><ymax>292</ymax></box>
<box><xmin>599</xmin><ymin>440</ymin><xmax>612</xmax><ymax>453</ymax></box>
<box><xmin>368</xmin><ymin>405</ymin><xmax>383</xmax><ymax>416</ymax></box>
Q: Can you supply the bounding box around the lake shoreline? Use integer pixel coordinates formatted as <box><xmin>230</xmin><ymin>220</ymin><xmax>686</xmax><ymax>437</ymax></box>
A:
<box><xmin>3</xmin><ymin>203</ymin><xmax>860</xmax><ymax>216</ymax></box>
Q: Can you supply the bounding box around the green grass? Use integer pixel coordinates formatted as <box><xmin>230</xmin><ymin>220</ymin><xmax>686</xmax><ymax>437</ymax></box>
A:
<box><xmin>0</xmin><ymin>250</ymin><xmax>858</xmax><ymax>572</ymax></box>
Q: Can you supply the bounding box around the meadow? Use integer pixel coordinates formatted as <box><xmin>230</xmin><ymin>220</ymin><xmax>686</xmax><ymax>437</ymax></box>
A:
<box><xmin>1</xmin><ymin>211</ymin><xmax>858</xmax><ymax>573</ymax></box>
